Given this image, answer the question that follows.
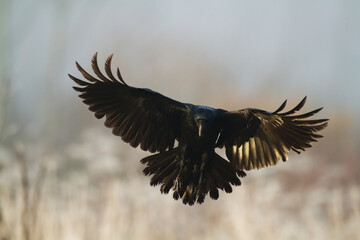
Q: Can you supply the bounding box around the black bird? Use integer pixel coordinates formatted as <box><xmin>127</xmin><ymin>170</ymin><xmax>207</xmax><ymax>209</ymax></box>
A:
<box><xmin>70</xmin><ymin>53</ymin><xmax>328</xmax><ymax>205</ymax></box>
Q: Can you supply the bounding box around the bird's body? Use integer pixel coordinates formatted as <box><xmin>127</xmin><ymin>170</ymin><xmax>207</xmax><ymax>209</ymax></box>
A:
<box><xmin>141</xmin><ymin>105</ymin><xmax>243</xmax><ymax>204</ymax></box>
<box><xmin>70</xmin><ymin>53</ymin><xmax>328</xmax><ymax>205</ymax></box>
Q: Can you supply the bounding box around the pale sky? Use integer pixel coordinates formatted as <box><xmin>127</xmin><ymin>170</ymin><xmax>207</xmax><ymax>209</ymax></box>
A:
<box><xmin>1</xmin><ymin>0</ymin><xmax>359</xmax><ymax>140</ymax></box>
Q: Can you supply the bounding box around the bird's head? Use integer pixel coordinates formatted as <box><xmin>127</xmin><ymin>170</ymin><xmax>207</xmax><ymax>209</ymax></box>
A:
<box><xmin>193</xmin><ymin>106</ymin><xmax>214</xmax><ymax>137</ymax></box>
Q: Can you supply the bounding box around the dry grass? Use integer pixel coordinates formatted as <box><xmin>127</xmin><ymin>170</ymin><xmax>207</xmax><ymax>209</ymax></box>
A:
<box><xmin>0</xmin><ymin>128</ymin><xmax>359</xmax><ymax>240</ymax></box>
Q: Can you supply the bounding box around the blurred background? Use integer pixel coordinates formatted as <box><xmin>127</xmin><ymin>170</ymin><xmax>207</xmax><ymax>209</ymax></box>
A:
<box><xmin>1</xmin><ymin>0</ymin><xmax>360</xmax><ymax>239</ymax></box>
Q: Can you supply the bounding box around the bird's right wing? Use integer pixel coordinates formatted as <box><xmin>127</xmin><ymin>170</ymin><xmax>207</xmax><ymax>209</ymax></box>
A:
<box><xmin>217</xmin><ymin>97</ymin><xmax>328</xmax><ymax>170</ymax></box>
<box><xmin>69</xmin><ymin>53</ymin><xmax>189</xmax><ymax>153</ymax></box>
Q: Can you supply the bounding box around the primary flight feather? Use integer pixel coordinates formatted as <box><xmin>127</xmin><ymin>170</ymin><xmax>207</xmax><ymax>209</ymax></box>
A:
<box><xmin>70</xmin><ymin>53</ymin><xmax>328</xmax><ymax>205</ymax></box>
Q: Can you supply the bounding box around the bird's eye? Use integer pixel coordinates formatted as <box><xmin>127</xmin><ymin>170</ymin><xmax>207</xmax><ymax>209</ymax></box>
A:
<box><xmin>197</xmin><ymin>118</ymin><xmax>208</xmax><ymax>124</ymax></box>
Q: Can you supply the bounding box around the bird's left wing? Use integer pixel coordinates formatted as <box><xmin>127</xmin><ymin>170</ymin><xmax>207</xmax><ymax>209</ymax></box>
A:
<box><xmin>216</xmin><ymin>97</ymin><xmax>328</xmax><ymax>170</ymax></box>
<box><xmin>69</xmin><ymin>53</ymin><xmax>189</xmax><ymax>153</ymax></box>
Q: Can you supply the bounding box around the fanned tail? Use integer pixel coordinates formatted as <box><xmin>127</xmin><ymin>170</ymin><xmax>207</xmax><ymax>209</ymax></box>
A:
<box><xmin>141</xmin><ymin>148</ymin><xmax>246</xmax><ymax>205</ymax></box>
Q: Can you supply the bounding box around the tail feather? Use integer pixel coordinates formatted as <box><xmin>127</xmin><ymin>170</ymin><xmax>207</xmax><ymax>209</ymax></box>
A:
<box><xmin>203</xmin><ymin>169</ymin><xmax>219</xmax><ymax>200</ymax></box>
<box><xmin>209</xmin><ymin>188</ymin><xmax>219</xmax><ymax>200</ymax></box>
<box><xmin>140</xmin><ymin>149</ymin><xmax>246</xmax><ymax>205</ymax></box>
<box><xmin>141</xmin><ymin>149</ymin><xmax>178</xmax><ymax>176</ymax></box>
<box><xmin>212</xmin><ymin>153</ymin><xmax>245</xmax><ymax>186</ymax></box>
<box><xmin>160</xmin><ymin>170</ymin><xmax>178</xmax><ymax>193</ymax></box>
<box><xmin>150</xmin><ymin>159</ymin><xmax>178</xmax><ymax>186</ymax></box>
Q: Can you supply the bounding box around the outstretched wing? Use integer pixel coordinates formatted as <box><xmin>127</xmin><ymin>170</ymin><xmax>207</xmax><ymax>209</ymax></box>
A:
<box><xmin>217</xmin><ymin>97</ymin><xmax>328</xmax><ymax>170</ymax></box>
<box><xmin>70</xmin><ymin>53</ymin><xmax>189</xmax><ymax>153</ymax></box>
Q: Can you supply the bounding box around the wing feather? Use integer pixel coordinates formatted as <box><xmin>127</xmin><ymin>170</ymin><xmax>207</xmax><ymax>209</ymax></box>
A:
<box><xmin>70</xmin><ymin>53</ymin><xmax>189</xmax><ymax>152</ymax></box>
<box><xmin>75</xmin><ymin>62</ymin><xmax>97</xmax><ymax>82</ymax></box>
<box><xmin>249</xmin><ymin>138</ymin><xmax>257</xmax><ymax>168</ymax></box>
<box><xmin>104</xmin><ymin>54</ymin><xmax>117</xmax><ymax>81</ymax></box>
<box><xmin>218</xmin><ymin>98</ymin><xmax>328</xmax><ymax>170</ymax></box>
<box><xmin>91</xmin><ymin>52</ymin><xmax>111</xmax><ymax>82</ymax></box>
<box><xmin>242</xmin><ymin>141</ymin><xmax>250</xmax><ymax>169</ymax></box>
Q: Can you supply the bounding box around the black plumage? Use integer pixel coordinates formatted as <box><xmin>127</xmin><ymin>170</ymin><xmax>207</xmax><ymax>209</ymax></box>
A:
<box><xmin>70</xmin><ymin>53</ymin><xmax>329</xmax><ymax>205</ymax></box>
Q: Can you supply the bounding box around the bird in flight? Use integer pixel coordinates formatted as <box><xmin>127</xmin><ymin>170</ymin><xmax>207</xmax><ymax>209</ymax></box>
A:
<box><xmin>70</xmin><ymin>53</ymin><xmax>328</xmax><ymax>205</ymax></box>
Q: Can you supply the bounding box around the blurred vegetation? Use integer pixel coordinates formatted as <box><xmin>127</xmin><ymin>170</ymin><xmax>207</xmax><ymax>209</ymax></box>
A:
<box><xmin>1</xmin><ymin>1</ymin><xmax>360</xmax><ymax>240</ymax></box>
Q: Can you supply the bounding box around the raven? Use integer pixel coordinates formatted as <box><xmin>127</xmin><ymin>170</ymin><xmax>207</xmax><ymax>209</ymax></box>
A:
<box><xmin>70</xmin><ymin>53</ymin><xmax>328</xmax><ymax>205</ymax></box>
